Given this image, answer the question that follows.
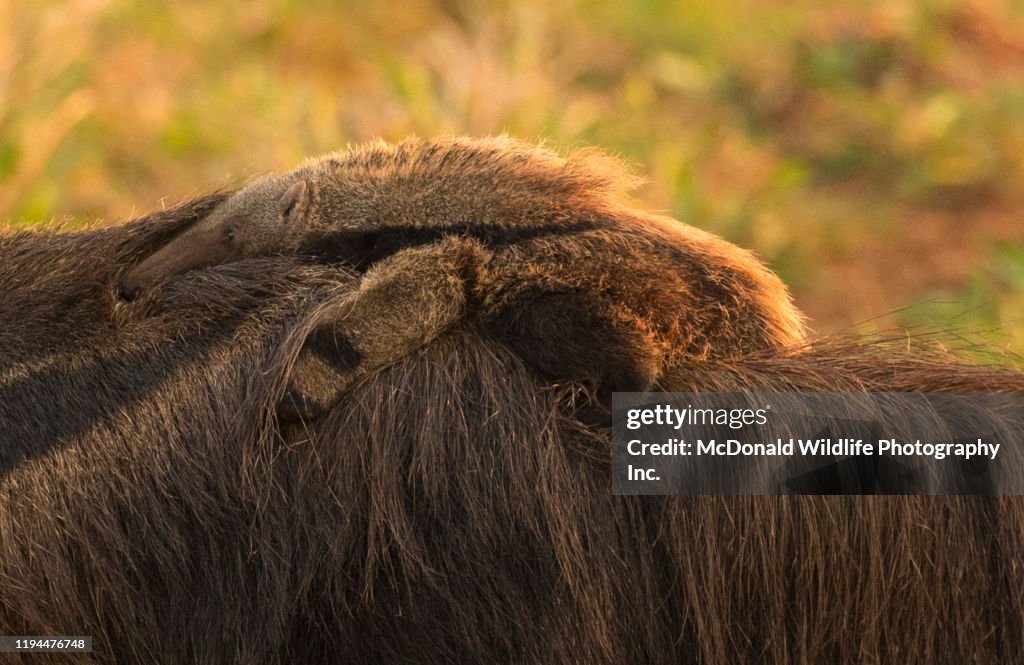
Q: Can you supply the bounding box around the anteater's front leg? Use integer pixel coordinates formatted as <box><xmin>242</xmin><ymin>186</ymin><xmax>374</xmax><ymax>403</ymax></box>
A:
<box><xmin>277</xmin><ymin>236</ymin><xmax>485</xmax><ymax>421</ymax></box>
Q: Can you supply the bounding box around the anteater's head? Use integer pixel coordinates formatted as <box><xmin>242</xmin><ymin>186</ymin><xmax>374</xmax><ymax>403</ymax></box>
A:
<box><xmin>119</xmin><ymin>178</ymin><xmax>310</xmax><ymax>301</ymax></box>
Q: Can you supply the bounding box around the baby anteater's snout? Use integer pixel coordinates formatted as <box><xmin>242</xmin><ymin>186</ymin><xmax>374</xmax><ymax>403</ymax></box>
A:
<box><xmin>117</xmin><ymin>281</ymin><xmax>141</xmax><ymax>302</ymax></box>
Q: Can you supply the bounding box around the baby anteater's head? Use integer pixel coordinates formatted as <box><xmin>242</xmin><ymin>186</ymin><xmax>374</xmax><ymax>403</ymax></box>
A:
<box><xmin>119</xmin><ymin>137</ymin><xmax>620</xmax><ymax>298</ymax></box>
<box><xmin>119</xmin><ymin>176</ymin><xmax>310</xmax><ymax>300</ymax></box>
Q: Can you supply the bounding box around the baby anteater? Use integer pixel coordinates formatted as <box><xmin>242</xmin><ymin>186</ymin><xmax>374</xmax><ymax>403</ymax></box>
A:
<box><xmin>120</xmin><ymin>137</ymin><xmax>806</xmax><ymax>419</ymax></box>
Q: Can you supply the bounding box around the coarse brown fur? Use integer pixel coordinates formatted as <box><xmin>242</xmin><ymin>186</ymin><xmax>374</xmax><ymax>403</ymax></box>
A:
<box><xmin>119</xmin><ymin>138</ymin><xmax>807</xmax><ymax>419</ymax></box>
<box><xmin>2</xmin><ymin>194</ymin><xmax>1024</xmax><ymax>663</ymax></box>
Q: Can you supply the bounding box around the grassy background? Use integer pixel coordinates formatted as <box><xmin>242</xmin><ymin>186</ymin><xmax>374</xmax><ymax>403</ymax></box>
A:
<box><xmin>2</xmin><ymin>0</ymin><xmax>1023</xmax><ymax>349</ymax></box>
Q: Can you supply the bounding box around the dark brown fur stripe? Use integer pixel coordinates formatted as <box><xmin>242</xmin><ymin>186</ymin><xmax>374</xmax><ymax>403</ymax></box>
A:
<box><xmin>297</xmin><ymin>220</ymin><xmax>603</xmax><ymax>271</ymax></box>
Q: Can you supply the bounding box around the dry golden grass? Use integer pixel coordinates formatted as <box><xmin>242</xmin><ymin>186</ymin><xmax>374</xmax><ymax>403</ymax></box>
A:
<box><xmin>1</xmin><ymin>0</ymin><xmax>1022</xmax><ymax>347</ymax></box>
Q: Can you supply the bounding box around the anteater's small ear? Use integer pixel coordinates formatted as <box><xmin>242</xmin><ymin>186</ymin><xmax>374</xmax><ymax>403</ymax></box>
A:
<box><xmin>278</xmin><ymin>180</ymin><xmax>310</xmax><ymax>224</ymax></box>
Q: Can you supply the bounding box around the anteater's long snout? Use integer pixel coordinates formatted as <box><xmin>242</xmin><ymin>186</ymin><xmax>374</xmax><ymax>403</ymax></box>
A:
<box><xmin>119</xmin><ymin>259</ymin><xmax>166</xmax><ymax>302</ymax></box>
<box><xmin>118</xmin><ymin>225</ymin><xmax>233</xmax><ymax>302</ymax></box>
<box><xmin>118</xmin><ymin>280</ymin><xmax>141</xmax><ymax>302</ymax></box>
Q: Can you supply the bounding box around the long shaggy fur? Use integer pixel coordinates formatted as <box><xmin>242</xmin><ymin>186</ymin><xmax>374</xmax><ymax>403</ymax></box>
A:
<box><xmin>2</xmin><ymin>196</ymin><xmax>1024</xmax><ymax>663</ymax></box>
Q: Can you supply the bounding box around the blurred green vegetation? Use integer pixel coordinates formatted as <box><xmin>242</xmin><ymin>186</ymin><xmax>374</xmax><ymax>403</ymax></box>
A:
<box><xmin>1</xmin><ymin>0</ymin><xmax>1023</xmax><ymax>350</ymax></box>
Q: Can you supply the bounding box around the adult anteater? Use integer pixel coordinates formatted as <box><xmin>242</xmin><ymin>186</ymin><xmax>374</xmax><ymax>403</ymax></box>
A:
<box><xmin>1</xmin><ymin>192</ymin><xmax>1023</xmax><ymax>662</ymax></box>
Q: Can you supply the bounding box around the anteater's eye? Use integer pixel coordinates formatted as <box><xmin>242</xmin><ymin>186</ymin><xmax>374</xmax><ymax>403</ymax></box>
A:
<box><xmin>225</xmin><ymin>228</ymin><xmax>236</xmax><ymax>241</ymax></box>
